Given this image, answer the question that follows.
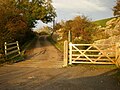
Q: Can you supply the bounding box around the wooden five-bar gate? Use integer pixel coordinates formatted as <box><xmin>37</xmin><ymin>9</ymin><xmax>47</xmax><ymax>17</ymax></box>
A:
<box><xmin>63</xmin><ymin>40</ymin><xmax>120</xmax><ymax>67</ymax></box>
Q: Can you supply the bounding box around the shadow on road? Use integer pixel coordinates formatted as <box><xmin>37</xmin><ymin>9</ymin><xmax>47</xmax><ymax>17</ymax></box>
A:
<box><xmin>24</xmin><ymin>35</ymin><xmax>53</xmax><ymax>60</ymax></box>
<box><xmin>35</xmin><ymin>68</ymin><xmax>120</xmax><ymax>90</ymax></box>
<box><xmin>1</xmin><ymin>65</ymin><xmax>120</xmax><ymax>90</ymax></box>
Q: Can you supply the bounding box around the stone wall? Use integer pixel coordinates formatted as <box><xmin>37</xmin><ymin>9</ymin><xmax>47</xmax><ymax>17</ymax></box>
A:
<box><xmin>94</xmin><ymin>17</ymin><xmax>120</xmax><ymax>46</ymax></box>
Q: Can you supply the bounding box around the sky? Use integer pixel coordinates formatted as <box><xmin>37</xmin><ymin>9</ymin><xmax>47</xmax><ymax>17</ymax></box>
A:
<box><xmin>34</xmin><ymin>0</ymin><xmax>116</xmax><ymax>29</ymax></box>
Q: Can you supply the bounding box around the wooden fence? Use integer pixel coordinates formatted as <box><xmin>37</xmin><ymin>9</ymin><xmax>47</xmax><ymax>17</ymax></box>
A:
<box><xmin>63</xmin><ymin>40</ymin><xmax>120</xmax><ymax>67</ymax></box>
<box><xmin>4</xmin><ymin>41</ymin><xmax>21</xmax><ymax>60</ymax></box>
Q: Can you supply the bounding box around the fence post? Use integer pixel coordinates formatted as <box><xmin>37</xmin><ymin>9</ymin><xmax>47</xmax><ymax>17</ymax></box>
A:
<box><xmin>16</xmin><ymin>41</ymin><xmax>21</xmax><ymax>55</ymax></box>
<box><xmin>116</xmin><ymin>43</ymin><xmax>120</xmax><ymax>67</ymax></box>
<box><xmin>63</xmin><ymin>40</ymin><xmax>68</xmax><ymax>67</ymax></box>
<box><xmin>69</xmin><ymin>42</ymin><xmax>72</xmax><ymax>65</ymax></box>
<box><xmin>4</xmin><ymin>42</ymin><xmax>7</xmax><ymax>55</ymax></box>
<box><xmin>68</xmin><ymin>30</ymin><xmax>72</xmax><ymax>42</ymax></box>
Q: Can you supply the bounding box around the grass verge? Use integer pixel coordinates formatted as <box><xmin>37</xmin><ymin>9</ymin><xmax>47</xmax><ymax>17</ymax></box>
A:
<box><xmin>47</xmin><ymin>36</ymin><xmax>64</xmax><ymax>52</ymax></box>
<box><xmin>21</xmin><ymin>36</ymin><xmax>36</xmax><ymax>57</ymax></box>
<box><xmin>93</xmin><ymin>17</ymin><xmax>113</xmax><ymax>27</ymax></box>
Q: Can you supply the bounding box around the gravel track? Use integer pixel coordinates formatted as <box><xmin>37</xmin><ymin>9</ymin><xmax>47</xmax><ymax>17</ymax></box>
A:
<box><xmin>0</xmin><ymin>36</ymin><xmax>120</xmax><ymax>90</ymax></box>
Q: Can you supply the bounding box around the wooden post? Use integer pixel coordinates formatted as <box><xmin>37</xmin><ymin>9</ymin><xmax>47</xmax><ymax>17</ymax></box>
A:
<box><xmin>69</xmin><ymin>42</ymin><xmax>72</xmax><ymax>65</ymax></box>
<box><xmin>63</xmin><ymin>40</ymin><xmax>68</xmax><ymax>67</ymax></box>
<box><xmin>116</xmin><ymin>43</ymin><xmax>120</xmax><ymax>67</ymax></box>
<box><xmin>116</xmin><ymin>43</ymin><xmax>119</xmax><ymax>60</ymax></box>
<box><xmin>4</xmin><ymin>42</ymin><xmax>7</xmax><ymax>59</ymax></box>
<box><xmin>16</xmin><ymin>41</ymin><xmax>21</xmax><ymax>55</ymax></box>
<box><xmin>4</xmin><ymin>42</ymin><xmax>7</xmax><ymax>55</ymax></box>
<box><xmin>68</xmin><ymin>30</ymin><xmax>72</xmax><ymax>42</ymax></box>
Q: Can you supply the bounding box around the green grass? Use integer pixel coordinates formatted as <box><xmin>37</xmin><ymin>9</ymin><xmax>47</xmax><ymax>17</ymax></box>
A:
<box><xmin>55</xmin><ymin>41</ymin><xmax>64</xmax><ymax>52</ymax></box>
<box><xmin>47</xmin><ymin>36</ymin><xmax>64</xmax><ymax>52</ymax></box>
<box><xmin>11</xmin><ymin>55</ymin><xmax>24</xmax><ymax>62</ymax></box>
<box><xmin>93</xmin><ymin>17</ymin><xmax>114</xmax><ymax>27</ymax></box>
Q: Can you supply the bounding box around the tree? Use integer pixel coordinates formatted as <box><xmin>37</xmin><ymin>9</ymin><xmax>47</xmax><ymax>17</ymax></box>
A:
<box><xmin>0</xmin><ymin>0</ymin><xmax>25</xmax><ymax>51</ymax></box>
<box><xmin>62</xmin><ymin>16</ymin><xmax>96</xmax><ymax>43</ymax></box>
<box><xmin>0</xmin><ymin>0</ymin><xmax>56</xmax><ymax>54</ymax></box>
<box><xmin>113</xmin><ymin>0</ymin><xmax>120</xmax><ymax>16</ymax></box>
<box><xmin>15</xmin><ymin>0</ymin><xmax>56</xmax><ymax>27</ymax></box>
<box><xmin>53</xmin><ymin>23</ymin><xmax>62</xmax><ymax>31</ymax></box>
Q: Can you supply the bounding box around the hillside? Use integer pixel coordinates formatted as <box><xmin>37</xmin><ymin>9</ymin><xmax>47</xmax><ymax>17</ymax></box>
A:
<box><xmin>93</xmin><ymin>16</ymin><xmax>120</xmax><ymax>50</ymax></box>
<box><xmin>93</xmin><ymin>17</ymin><xmax>115</xmax><ymax>27</ymax></box>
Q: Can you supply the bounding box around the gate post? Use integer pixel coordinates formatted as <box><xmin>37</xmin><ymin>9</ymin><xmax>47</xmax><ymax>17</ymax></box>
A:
<box><xmin>116</xmin><ymin>43</ymin><xmax>120</xmax><ymax>67</ymax></box>
<box><xmin>69</xmin><ymin>42</ymin><xmax>72</xmax><ymax>65</ymax></box>
<box><xmin>68</xmin><ymin>30</ymin><xmax>72</xmax><ymax>42</ymax></box>
<box><xmin>63</xmin><ymin>40</ymin><xmax>68</xmax><ymax>67</ymax></box>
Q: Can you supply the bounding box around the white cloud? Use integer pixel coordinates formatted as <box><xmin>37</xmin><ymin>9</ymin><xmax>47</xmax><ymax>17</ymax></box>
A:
<box><xmin>80</xmin><ymin>0</ymin><xmax>107</xmax><ymax>11</ymax></box>
<box><xmin>53</xmin><ymin>0</ymin><xmax>108</xmax><ymax>12</ymax></box>
<box><xmin>34</xmin><ymin>0</ymin><xmax>115</xmax><ymax>29</ymax></box>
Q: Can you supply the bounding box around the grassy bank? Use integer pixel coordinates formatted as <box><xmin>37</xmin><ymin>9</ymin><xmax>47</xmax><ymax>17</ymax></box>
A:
<box><xmin>93</xmin><ymin>17</ymin><xmax>115</xmax><ymax>27</ymax></box>
<box><xmin>21</xmin><ymin>36</ymin><xmax>36</xmax><ymax>56</ymax></box>
<box><xmin>47</xmin><ymin>36</ymin><xmax>64</xmax><ymax>52</ymax></box>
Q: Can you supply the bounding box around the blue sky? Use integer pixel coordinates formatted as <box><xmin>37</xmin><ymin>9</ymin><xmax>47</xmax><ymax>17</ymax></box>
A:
<box><xmin>34</xmin><ymin>0</ymin><xmax>116</xmax><ymax>29</ymax></box>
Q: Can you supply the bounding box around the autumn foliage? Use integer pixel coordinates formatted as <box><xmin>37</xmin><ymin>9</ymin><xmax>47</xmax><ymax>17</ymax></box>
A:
<box><xmin>53</xmin><ymin>16</ymin><xmax>96</xmax><ymax>44</ymax></box>
<box><xmin>0</xmin><ymin>0</ymin><xmax>56</xmax><ymax>55</ymax></box>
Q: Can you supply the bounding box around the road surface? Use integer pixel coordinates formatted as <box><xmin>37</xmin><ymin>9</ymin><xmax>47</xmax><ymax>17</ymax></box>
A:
<box><xmin>0</xmin><ymin>36</ymin><xmax>120</xmax><ymax>90</ymax></box>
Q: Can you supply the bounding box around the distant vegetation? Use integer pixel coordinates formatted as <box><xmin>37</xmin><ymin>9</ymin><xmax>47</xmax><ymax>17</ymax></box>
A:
<box><xmin>39</xmin><ymin>31</ymin><xmax>49</xmax><ymax>36</ymax></box>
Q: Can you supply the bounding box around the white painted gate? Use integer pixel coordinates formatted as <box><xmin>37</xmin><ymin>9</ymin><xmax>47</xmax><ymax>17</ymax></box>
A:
<box><xmin>63</xmin><ymin>40</ymin><xmax>120</xmax><ymax>67</ymax></box>
<box><xmin>69</xmin><ymin>42</ymin><xmax>118</xmax><ymax>65</ymax></box>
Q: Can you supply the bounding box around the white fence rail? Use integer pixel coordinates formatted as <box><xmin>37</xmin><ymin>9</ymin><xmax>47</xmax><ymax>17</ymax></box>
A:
<box><xmin>63</xmin><ymin>41</ymin><xmax>120</xmax><ymax>67</ymax></box>
<box><xmin>4</xmin><ymin>41</ymin><xmax>21</xmax><ymax>59</ymax></box>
